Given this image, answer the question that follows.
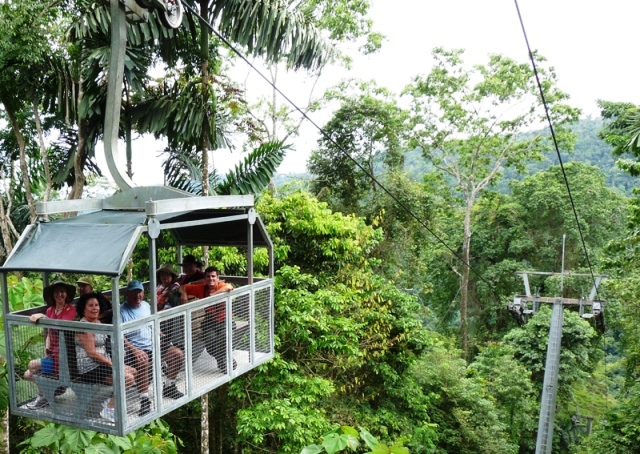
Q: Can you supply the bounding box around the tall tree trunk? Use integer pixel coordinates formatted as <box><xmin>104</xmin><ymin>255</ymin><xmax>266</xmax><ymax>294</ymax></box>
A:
<box><xmin>68</xmin><ymin>73</ymin><xmax>87</xmax><ymax>201</ymax></box>
<box><xmin>200</xmin><ymin>0</ymin><xmax>210</xmax><ymax>198</ymax></box>
<box><xmin>0</xmin><ymin>194</ymin><xmax>14</xmax><ymax>260</ymax></box>
<box><xmin>201</xmin><ymin>394</ymin><xmax>209</xmax><ymax>454</ymax></box>
<box><xmin>209</xmin><ymin>385</ymin><xmax>228</xmax><ymax>454</ymax></box>
<box><xmin>1</xmin><ymin>100</ymin><xmax>36</xmax><ymax>223</ymax></box>
<box><xmin>460</xmin><ymin>196</ymin><xmax>473</xmax><ymax>360</ymax></box>
<box><xmin>0</xmin><ymin>409</ymin><xmax>8</xmax><ymax>454</ymax></box>
<box><xmin>32</xmin><ymin>97</ymin><xmax>53</xmax><ymax>204</ymax></box>
<box><xmin>199</xmin><ymin>3</ymin><xmax>211</xmax><ymax>452</ymax></box>
<box><xmin>0</xmin><ymin>162</ymin><xmax>17</xmax><ymax>259</ymax></box>
<box><xmin>125</xmin><ymin>83</ymin><xmax>133</xmax><ymax>179</ymax></box>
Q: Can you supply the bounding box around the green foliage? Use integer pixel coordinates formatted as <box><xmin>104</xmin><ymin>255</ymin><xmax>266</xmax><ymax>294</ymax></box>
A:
<box><xmin>413</xmin><ymin>343</ymin><xmax>518</xmax><ymax>454</ymax></box>
<box><xmin>19</xmin><ymin>420</ymin><xmax>180</xmax><ymax>454</ymax></box>
<box><xmin>440</xmin><ymin>162</ymin><xmax>629</xmax><ymax>347</ymax></box>
<box><xmin>309</xmin><ymin>80</ymin><xmax>408</xmax><ymax>214</ymax></box>
<box><xmin>597</xmin><ymin>100</ymin><xmax>640</xmax><ymax>176</ymax></box>
<box><xmin>301</xmin><ymin>425</ymin><xmax>410</xmax><ymax>454</ymax></box>
<box><xmin>578</xmin><ymin>382</ymin><xmax>640</xmax><ymax>454</ymax></box>
<box><xmin>401</xmin><ymin>46</ymin><xmax>581</xmax><ymax>356</ymax></box>
<box><xmin>223</xmin><ymin>192</ymin><xmax>435</xmax><ymax>453</ymax></box>
<box><xmin>503</xmin><ymin>306</ymin><xmax>602</xmax><ymax>398</ymax></box>
<box><xmin>467</xmin><ymin>343</ymin><xmax>538</xmax><ymax>451</ymax></box>
<box><xmin>404</xmin><ymin>48</ymin><xmax>580</xmax><ymax>181</ymax></box>
<box><xmin>509</xmin><ymin>162</ymin><xmax>627</xmax><ymax>273</ymax></box>
<box><xmin>6</xmin><ymin>276</ymin><xmax>44</xmax><ymax>312</ymax></box>
<box><xmin>257</xmin><ymin>191</ymin><xmax>382</xmax><ymax>275</ymax></box>
<box><xmin>211</xmin><ymin>0</ymin><xmax>329</xmax><ymax>70</ymax></box>
<box><xmin>216</xmin><ymin>141</ymin><xmax>289</xmax><ymax>195</ymax></box>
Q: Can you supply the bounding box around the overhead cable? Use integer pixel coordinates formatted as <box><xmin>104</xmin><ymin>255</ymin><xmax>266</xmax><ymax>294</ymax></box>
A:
<box><xmin>513</xmin><ymin>0</ymin><xmax>602</xmax><ymax>303</ymax></box>
<box><xmin>180</xmin><ymin>1</ymin><xmax>510</xmax><ymax>302</ymax></box>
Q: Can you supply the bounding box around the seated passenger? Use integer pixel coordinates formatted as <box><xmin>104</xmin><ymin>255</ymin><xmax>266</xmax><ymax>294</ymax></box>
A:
<box><xmin>24</xmin><ymin>281</ymin><xmax>77</xmax><ymax>410</ymax></box>
<box><xmin>121</xmin><ymin>280</ymin><xmax>185</xmax><ymax>416</ymax></box>
<box><xmin>180</xmin><ymin>267</ymin><xmax>234</xmax><ymax>371</ymax></box>
<box><xmin>75</xmin><ymin>292</ymin><xmax>136</xmax><ymax>422</ymax></box>
<box><xmin>77</xmin><ymin>276</ymin><xmax>112</xmax><ymax>322</ymax></box>
<box><xmin>155</xmin><ymin>264</ymin><xmax>180</xmax><ymax>311</ymax></box>
<box><xmin>76</xmin><ymin>276</ymin><xmax>95</xmax><ymax>296</ymax></box>
<box><xmin>177</xmin><ymin>254</ymin><xmax>205</xmax><ymax>285</ymax></box>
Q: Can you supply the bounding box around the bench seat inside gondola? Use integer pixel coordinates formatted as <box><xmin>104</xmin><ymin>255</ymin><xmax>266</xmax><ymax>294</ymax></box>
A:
<box><xmin>32</xmin><ymin>330</ymin><xmax>113</xmax><ymax>419</ymax></box>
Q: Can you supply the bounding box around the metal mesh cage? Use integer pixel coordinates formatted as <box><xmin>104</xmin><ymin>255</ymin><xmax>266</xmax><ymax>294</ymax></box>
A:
<box><xmin>232</xmin><ymin>291</ymin><xmax>251</xmax><ymax>369</ymax></box>
<box><xmin>7</xmin><ymin>279</ymin><xmax>274</xmax><ymax>435</ymax></box>
<box><xmin>11</xmin><ymin>321</ymin><xmax>117</xmax><ymax>430</ymax></box>
<box><xmin>254</xmin><ymin>285</ymin><xmax>272</xmax><ymax>356</ymax></box>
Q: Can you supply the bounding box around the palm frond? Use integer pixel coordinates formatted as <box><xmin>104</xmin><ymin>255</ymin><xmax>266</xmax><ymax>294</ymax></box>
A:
<box><xmin>204</xmin><ymin>0</ymin><xmax>329</xmax><ymax>70</ymax></box>
<box><xmin>216</xmin><ymin>140</ymin><xmax>288</xmax><ymax>195</ymax></box>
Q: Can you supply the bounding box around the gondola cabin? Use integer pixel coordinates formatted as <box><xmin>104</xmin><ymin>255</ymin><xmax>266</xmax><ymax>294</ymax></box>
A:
<box><xmin>1</xmin><ymin>187</ymin><xmax>275</xmax><ymax>435</ymax></box>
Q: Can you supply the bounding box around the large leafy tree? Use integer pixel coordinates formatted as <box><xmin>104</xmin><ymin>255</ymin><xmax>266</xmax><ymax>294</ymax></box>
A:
<box><xmin>414</xmin><ymin>344</ymin><xmax>519</xmax><ymax>454</ymax></box>
<box><xmin>509</xmin><ymin>162</ymin><xmax>627</xmax><ymax>273</ymax></box>
<box><xmin>0</xmin><ymin>0</ymin><xmax>69</xmax><ymax>221</ymax></box>
<box><xmin>309</xmin><ymin>80</ymin><xmax>408</xmax><ymax>213</ymax></box>
<box><xmin>158</xmin><ymin>192</ymin><xmax>433</xmax><ymax>453</ymax></box>
<box><xmin>307</xmin><ymin>80</ymin><xmax>439</xmax><ymax>292</ymax></box>
<box><xmin>598</xmin><ymin>100</ymin><xmax>640</xmax><ymax>176</ymax></box>
<box><xmin>467</xmin><ymin>343</ymin><xmax>538</xmax><ymax>451</ymax></box>
<box><xmin>456</xmin><ymin>163</ymin><xmax>628</xmax><ymax>345</ymax></box>
<box><xmin>580</xmin><ymin>100</ymin><xmax>640</xmax><ymax>453</ymax></box>
<box><xmin>503</xmin><ymin>306</ymin><xmax>602</xmax><ymax>398</ymax></box>
<box><xmin>404</xmin><ymin>48</ymin><xmax>581</xmax><ymax>358</ymax></box>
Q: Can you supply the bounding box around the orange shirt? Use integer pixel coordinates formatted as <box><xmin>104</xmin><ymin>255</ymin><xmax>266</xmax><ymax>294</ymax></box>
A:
<box><xmin>184</xmin><ymin>282</ymin><xmax>228</xmax><ymax>322</ymax></box>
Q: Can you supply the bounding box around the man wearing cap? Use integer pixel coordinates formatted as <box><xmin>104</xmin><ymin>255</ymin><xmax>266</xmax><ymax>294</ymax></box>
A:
<box><xmin>121</xmin><ymin>280</ymin><xmax>185</xmax><ymax>416</ymax></box>
<box><xmin>76</xmin><ymin>277</ymin><xmax>95</xmax><ymax>296</ymax></box>
<box><xmin>177</xmin><ymin>254</ymin><xmax>205</xmax><ymax>285</ymax></box>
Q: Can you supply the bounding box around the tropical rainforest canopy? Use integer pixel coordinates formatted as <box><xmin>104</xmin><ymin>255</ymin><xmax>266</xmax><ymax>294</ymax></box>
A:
<box><xmin>1</xmin><ymin>1</ymin><xmax>640</xmax><ymax>454</ymax></box>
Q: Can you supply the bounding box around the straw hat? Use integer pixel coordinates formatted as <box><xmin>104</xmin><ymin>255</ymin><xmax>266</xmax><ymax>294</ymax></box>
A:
<box><xmin>156</xmin><ymin>263</ymin><xmax>178</xmax><ymax>282</ymax></box>
<box><xmin>43</xmin><ymin>281</ymin><xmax>76</xmax><ymax>305</ymax></box>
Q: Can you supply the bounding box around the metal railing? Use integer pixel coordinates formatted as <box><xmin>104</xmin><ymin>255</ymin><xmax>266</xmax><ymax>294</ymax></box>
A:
<box><xmin>6</xmin><ymin>279</ymin><xmax>274</xmax><ymax>435</ymax></box>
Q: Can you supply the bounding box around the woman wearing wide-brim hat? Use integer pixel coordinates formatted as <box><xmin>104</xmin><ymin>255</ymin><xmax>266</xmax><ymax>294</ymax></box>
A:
<box><xmin>156</xmin><ymin>264</ymin><xmax>180</xmax><ymax>310</ymax></box>
<box><xmin>23</xmin><ymin>281</ymin><xmax>77</xmax><ymax>409</ymax></box>
<box><xmin>42</xmin><ymin>281</ymin><xmax>76</xmax><ymax>306</ymax></box>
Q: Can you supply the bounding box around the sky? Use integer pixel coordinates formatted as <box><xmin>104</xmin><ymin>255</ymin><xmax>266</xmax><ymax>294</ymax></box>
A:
<box><xmin>98</xmin><ymin>0</ymin><xmax>640</xmax><ymax>185</ymax></box>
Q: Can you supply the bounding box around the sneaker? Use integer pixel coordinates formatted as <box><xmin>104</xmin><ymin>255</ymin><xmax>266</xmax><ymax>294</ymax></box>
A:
<box><xmin>162</xmin><ymin>383</ymin><xmax>184</xmax><ymax>399</ymax></box>
<box><xmin>138</xmin><ymin>397</ymin><xmax>151</xmax><ymax>416</ymax></box>
<box><xmin>26</xmin><ymin>395</ymin><xmax>49</xmax><ymax>410</ymax></box>
<box><xmin>54</xmin><ymin>386</ymin><xmax>67</xmax><ymax>397</ymax></box>
<box><xmin>100</xmin><ymin>405</ymin><xmax>115</xmax><ymax>423</ymax></box>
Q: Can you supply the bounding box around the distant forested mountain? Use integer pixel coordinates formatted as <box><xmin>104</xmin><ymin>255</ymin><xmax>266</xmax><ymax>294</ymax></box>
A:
<box><xmin>280</xmin><ymin>117</ymin><xmax>638</xmax><ymax>194</ymax></box>
<box><xmin>402</xmin><ymin>117</ymin><xmax>638</xmax><ymax>195</ymax></box>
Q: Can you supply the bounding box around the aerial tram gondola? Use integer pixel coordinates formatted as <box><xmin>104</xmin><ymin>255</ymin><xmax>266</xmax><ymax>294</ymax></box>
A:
<box><xmin>1</xmin><ymin>0</ymin><xmax>274</xmax><ymax>435</ymax></box>
<box><xmin>2</xmin><ymin>188</ymin><xmax>275</xmax><ymax>435</ymax></box>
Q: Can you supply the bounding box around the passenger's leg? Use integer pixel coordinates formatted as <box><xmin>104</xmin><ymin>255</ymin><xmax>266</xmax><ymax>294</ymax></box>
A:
<box><xmin>162</xmin><ymin>346</ymin><xmax>184</xmax><ymax>399</ymax></box>
<box><xmin>133</xmin><ymin>349</ymin><xmax>149</xmax><ymax>393</ymax></box>
<box><xmin>24</xmin><ymin>359</ymin><xmax>42</xmax><ymax>381</ymax></box>
<box><xmin>163</xmin><ymin>346</ymin><xmax>184</xmax><ymax>381</ymax></box>
<box><xmin>208</xmin><ymin>321</ymin><xmax>227</xmax><ymax>372</ymax></box>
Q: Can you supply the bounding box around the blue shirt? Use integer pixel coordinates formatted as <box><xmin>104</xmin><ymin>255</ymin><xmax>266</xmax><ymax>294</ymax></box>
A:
<box><xmin>120</xmin><ymin>301</ymin><xmax>153</xmax><ymax>351</ymax></box>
